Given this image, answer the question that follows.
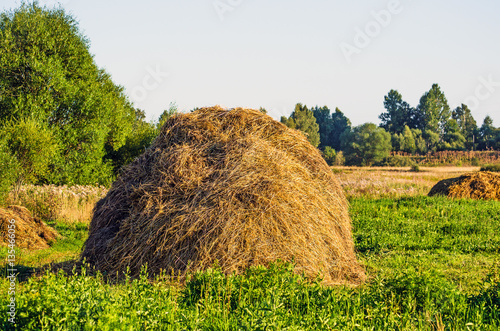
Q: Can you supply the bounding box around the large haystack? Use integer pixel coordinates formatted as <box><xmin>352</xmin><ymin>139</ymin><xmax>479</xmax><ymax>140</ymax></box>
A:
<box><xmin>428</xmin><ymin>171</ymin><xmax>500</xmax><ymax>200</ymax></box>
<box><xmin>0</xmin><ymin>205</ymin><xmax>59</xmax><ymax>250</ymax></box>
<box><xmin>82</xmin><ymin>107</ymin><xmax>365</xmax><ymax>285</ymax></box>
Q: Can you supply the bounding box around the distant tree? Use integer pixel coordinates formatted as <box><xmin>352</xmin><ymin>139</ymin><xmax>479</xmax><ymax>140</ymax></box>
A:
<box><xmin>330</xmin><ymin>108</ymin><xmax>351</xmax><ymax>151</ymax></box>
<box><xmin>312</xmin><ymin>106</ymin><xmax>333</xmax><ymax>149</ymax></box>
<box><xmin>391</xmin><ymin>133</ymin><xmax>404</xmax><ymax>152</ymax></box>
<box><xmin>452</xmin><ymin>104</ymin><xmax>477</xmax><ymax>150</ymax></box>
<box><xmin>282</xmin><ymin>103</ymin><xmax>320</xmax><ymax>147</ymax></box>
<box><xmin>411</xmin><ymin>129</ymin><xmax>427</xmax><ymax>154</ymax></box>
<box><xmin>341</xmin><ymin>123</ymin><xmax>392</xmax><ymax>166</ymax></box>
<box><xmin>280</xmin><ymin>116</ymin><xmax>296</xmax><ymax>129</ymax></box>
<box><xmin>379</xmin><ymin>90</ymin><xmax>414</xmax><ymax>134</ymax></box>
<box><xmin>105</xmin><ymin>109</ymin><xmax>158</xmax><ymax>173</ymax></box>
<box><xmin>441</xmin><ymin>119</ymin><xmax>466</xmax><ymax>151</ymax></box>
<box><xmin>401</xmin><ymin>125</ymin><xmax>416</xmax><ymax>153</ymax></box>
<box><xmin>0</xmin><ymin>3</ymin><xmax>135</xmax><ymax>185</ymax></box>
<box><xmin>322</xmin><ymin>146</ymin><xmax>337</xmax><ymax>166</ymax></box>
<box><xmin>416</xmin><ymin>84</ymin><xmax>451</xmax><ymax>151</ymax></box>
<box><xmin>259</xmin><ymin>107</ymin><xmax>267</xmax><ymax>114</ymax></box>
<box><xmin>478</xmin><ymin>116</ymin><xmax>497</xmax><ymax>150</ymax></box>
<box><xmin>158</xmin><ymin>102</ymin><xmax>179</xmax><ymax>129</ymax></box>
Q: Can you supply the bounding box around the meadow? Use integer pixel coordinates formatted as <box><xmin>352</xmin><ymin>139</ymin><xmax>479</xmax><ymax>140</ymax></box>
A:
<box><xmin>1</xmin><ymin>167</ymin><xmax>500</xmax><ymax>330</ymax></box>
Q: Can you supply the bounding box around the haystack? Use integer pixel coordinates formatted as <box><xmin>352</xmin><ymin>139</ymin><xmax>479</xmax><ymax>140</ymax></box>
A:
<box><xmin>0</xmin><ymin>205</ymin><xmax>59</xmax><ymax>250</ymax></box>
<box><xmin>428</xmin><ymin>171</ymin><xmax>500</xmax><ymax>201</ymax></box>
<box><xmin>82</xmin><ymin>106</ymin><xmax>365</xmax><ymax>285</ymax></box>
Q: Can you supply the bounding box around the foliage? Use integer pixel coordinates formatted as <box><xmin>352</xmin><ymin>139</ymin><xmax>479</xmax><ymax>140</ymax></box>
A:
<box><xmin>322</xmin><ymin>146</ymin><xmax>337</xmax><ymax>166</ymax></box>
<box><xmin>416</xmin><ymin>84</ymin><xmax>451</xmax><ymax>150</ymax></box>
<box><xmin>312</xmin><ymin>106</ymin><xmax>351</xmax><ymax>151</ymax></box>
<box><xmin>481</xmin><ymin>164</ymin><xmax>500</xmax><ymax>172</ymax></box>
<box><xmin>0</xmin><ymin>3</ymin><xmax>135</xmax><ymax>186</ymax></box>
<box><xmin>105</xmin><ymin>109</ymin><xmax>158</xmax><ymax>174</ymax></box>
<box><xmin>0</xmin><ymin>118</ymin><xmax>59</xmax><ymax>188</ymax></box>
<box><xmin>281</xmin><ymin>103</ymin><xmax>320</xmax><ymax>147</ymax></box>
<box><xmin>452</xmin><ymin>104</ymin><xmax>478</xmax><ymax>150</ymax></box>
<box><xmin>342</xmin><ymin>123</ymin><xmax>392</xmax><ymax>165</ymax></box>
<box><xmin>379</xmin><ymin>89</ymin><xmax>415</xmax><ymax>134</ymax></box>
<box><xmin>0</xmin><ymin>137</ymin><xmax>19</xmax><ymax>202</ymax></box>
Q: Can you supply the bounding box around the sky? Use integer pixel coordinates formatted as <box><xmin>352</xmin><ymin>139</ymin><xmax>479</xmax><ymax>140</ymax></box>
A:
<box><xmin>2</xmin><ymin>0</ymin><xmax>500</xmax><ymax>126</ymax></box>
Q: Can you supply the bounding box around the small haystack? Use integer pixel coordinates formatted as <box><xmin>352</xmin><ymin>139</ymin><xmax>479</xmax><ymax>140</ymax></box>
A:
<box><xmin>428</xmin><ymin>171</ymin><xmax>500</xmax><ymax>201</ymax></box>
<box><xmin>82</xmin><ymin>107</ymin><xmax>365</xmax><ymax>285</ymax></box>
<box><xmin>0</xmin><ymin>205</ymin><xmax>59</xmax><ymax>250</ymax></box>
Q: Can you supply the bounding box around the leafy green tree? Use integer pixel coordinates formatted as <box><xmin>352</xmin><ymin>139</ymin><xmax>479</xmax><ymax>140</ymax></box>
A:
<box><xmin>105</xmin><ymin>109</ymin><xmax>158</xmax><ymax>173</ymax></box>
<box><xmin>452</xmin><ymin>104</ymin><xmax>477</xmax><ymax>150</ymax></box>
<box><xmin>281</xmin><ymin>103</ymin><xmax>320</xmax><ymax>147</ymax></box>
<box><xmin>441</xmin><ymin>119</ymin><xmax>466</xmax><ymax>151</ymax></box>
<box><xmin>391</xmin><ymin>133</ymin><xmax>404</xmax><ymax>152</ymax></box>
<box><xmin>341</xmin><ymin>123</ymin><xmax>392</xmax><ymax>166</ymax></box>
<box><xmin>411</xmin><ymin>129</ymin><xmax>427</xmax><ymax>154</ymax></box>
<box><xmin>401</xmin><ymin>125</ymin><xmax>416</xmax><ymax>153</ymax></box>
<box><xmin>379</xmin><ymin>90</ymin><xmax>414</xmax><ymax>134</ymax></box>
<box><xmin>0</xmin><ymin>119</ymin><xmax>59</xmax><ymax>195</ymax></box>
<box><xmin>416</xmin><ymin>84</ymin><xmax>451</xmax><ymax>151</ymax></box>
<box><xmin>0</xmin><ymin>3</ymin><xmax>135</xmax><ymax>185</ymax></box>
<box><xmin>322</xmin><ymin>146</ymin><xmax>336</xmax><ymax>166</ymax></box>
<box><xmin>158</xmin><ymin>102</ymin><xmax>179</xmax><ymax>129</ymax></box>
<box><xmin>478</xmin><ymin>116</ymin><xmax>497</xmax><ymax>150</ymax></box>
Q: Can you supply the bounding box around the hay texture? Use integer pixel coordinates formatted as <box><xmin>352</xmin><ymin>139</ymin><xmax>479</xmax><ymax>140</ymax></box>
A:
<box><xmin>82</xmin><ymin>106</ymin><xmax>365</xmax><ymax>285</ymax></box>
<box><xmin>0</xmin><ymin>205</ymin><xmax>58</xmax><ymax>250</ymax></box>
<box><xmin>428</xmin><ymin>171</ymin><xmax>500</xmax><ymax>201</ymax></box>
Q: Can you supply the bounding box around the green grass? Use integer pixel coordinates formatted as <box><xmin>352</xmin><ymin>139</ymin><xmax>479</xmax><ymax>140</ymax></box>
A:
<box><xmin>2</xmin><ymin>196</ymin><xmax>500</xmax><ymax>330</ymax></box>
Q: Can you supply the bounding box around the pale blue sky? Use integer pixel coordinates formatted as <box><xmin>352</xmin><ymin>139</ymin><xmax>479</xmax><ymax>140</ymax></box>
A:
<box><xmin>3</xmin><ymin>0</ymin><xmax>500</xmax><ymax>126</ymax></box>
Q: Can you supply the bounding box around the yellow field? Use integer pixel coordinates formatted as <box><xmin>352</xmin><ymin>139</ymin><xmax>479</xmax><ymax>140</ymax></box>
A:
<box><xmin>334</xmin><ymin>166</ymin><xmax>480</xmax><ymax>199</ymax></box>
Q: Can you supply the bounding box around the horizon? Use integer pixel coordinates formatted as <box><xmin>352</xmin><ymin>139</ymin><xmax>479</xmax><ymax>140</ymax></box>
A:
<box><xmin>2</xmin><ymin>0</ymin><xmax>500</xmax><ymax>127</ymax></box>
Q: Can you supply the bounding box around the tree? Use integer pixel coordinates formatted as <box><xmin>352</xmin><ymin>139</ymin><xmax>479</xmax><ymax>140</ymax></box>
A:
<box><xmin>411</xmin><ymin>129</ymin><xmax>427</xmax><ymax>154</ymax></box>
<box><xmin>105</xmin><ymin>109</ymin><xmax>158</xmax><ymax>173</ymax></box>
<box><xmin>0</xmin><ymin>119</ymin><xmax>59</xmax><ymax>195</ymax></box>
<box><xmin>478</xmin><ymin>116</ymin><xmax>497</xmax><ymax>150</ymax></box>
<box><xmin>401</xmin><ymin>125</ymin><xmax>416</xmax><ymax>153</ymax></box>
<box><xmin>341</xmin><ymin>123</ymin><xmax>392</xmax><ymax>166</ymax></box>
<box><xmin>416</xmin><ymin>84</ymin><xmax>451</xmax><ymax>151</ymax></box>
<box><xmin>330</xmin><ymin>108</ymin><xmax>351</xmax><ymax>151</ymax></box>
<box><xmin>379</xmin><ymin>90</ymin><xmax>414</xmax><ymax>134</ymax></box>
<box><xmin>441</xmin><ymin>119</ymin><xmax>465</xmax><ymax>151</ymax></box>
<box><xmin>452</xmin><ymin>104</ymin><xmax>477</xmax><ymax>150</ymax></box>
<box><xmin>0</xmin><ymin>3</ymin><xmax>135</xmax><ymax>185</ymax></box>
<box><xmin>281</xmin><ymin>103</ymin><xmax>320</xmax><ymax>147</ymax></box>
<box><xmin>158</xmin><ymin>102</ymin><xmax>179</xmax><ymax>129</ymax></box>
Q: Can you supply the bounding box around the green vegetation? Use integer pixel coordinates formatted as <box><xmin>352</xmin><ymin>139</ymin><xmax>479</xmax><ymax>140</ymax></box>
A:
<box><xmin>2</xmin><ymin>196</ymin><xmax>499</xmax><ymax>330</ymax></box>
<box><xmin>341</xmin><ymin>123</ymin><xmax>392</xmax><ymax>166</ymax></box>
<box><xmin>280</xmin><ymin>103</ymin><xmax>320</xmax><ymax>147</ymax></box>
<box><xmin>481</xmin><ymin>164</ymin><xmax>500</xmax><ymax>172</ymax></box>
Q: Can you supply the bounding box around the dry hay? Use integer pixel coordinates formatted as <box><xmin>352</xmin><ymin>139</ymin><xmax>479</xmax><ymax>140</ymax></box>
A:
<box><xmin>82</xmin><ymin>106</ymin><xmax>365</xmax><ymax>285</ymax></box>
<box><xmin>0</xmin><ymin>205</ymin><xmax>59</xmax><ymax>250</ymax></box>
<box><xmin>428</xmin><ymin>171</ymin><xmax>500</xmax><ymax>200</ymax></box>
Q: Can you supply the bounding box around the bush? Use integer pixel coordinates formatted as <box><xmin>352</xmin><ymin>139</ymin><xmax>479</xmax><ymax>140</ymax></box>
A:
<box><xmin>481</xmin><ymin>164</ymin><xmax>500</xmax><ymax>172</ymax></box>
<box><xmin>376</xmin><ymin>155</ymin><xmax>415</xmax><ymax>167</ymax></box>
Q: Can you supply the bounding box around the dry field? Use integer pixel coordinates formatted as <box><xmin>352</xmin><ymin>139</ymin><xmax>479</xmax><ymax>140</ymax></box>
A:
<box><xmin>334</xmin><ymin>166</ymin><xmax>481</xmax><ymax>199</ymax></box>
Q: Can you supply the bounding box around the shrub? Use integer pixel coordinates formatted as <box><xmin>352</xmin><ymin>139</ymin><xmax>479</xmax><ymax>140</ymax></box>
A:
<box><xmin>481</xmin><ymin>164</ymin><xmax>500</xmax><ymax>172</ymax></box>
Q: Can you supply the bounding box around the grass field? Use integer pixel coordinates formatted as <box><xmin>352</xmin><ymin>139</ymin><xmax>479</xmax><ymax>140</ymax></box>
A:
<box><xmin>2</xmin><ymin>167</ymin><xmax>500</xmax><ymax>330</ymax></box>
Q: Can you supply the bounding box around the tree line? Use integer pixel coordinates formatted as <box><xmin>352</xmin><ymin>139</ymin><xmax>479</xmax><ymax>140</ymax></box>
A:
<box><xmin>280</xmin><ymin>86</ymin><xmax>500</xmax><ymax>166</ymax></box>
<box><xmin>0</xmin><ymin>4</ymin><xmax>499</xmax><ymax>201</ymax></box>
